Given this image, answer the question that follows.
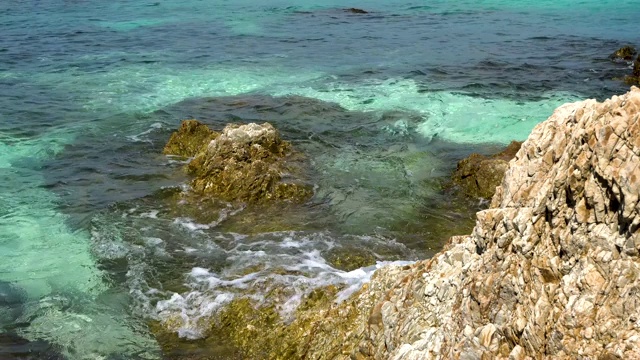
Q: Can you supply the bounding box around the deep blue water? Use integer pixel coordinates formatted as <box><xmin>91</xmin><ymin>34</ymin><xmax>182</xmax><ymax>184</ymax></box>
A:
<box><xmin>0</xmin><ymin>0</ymin><xmax>638</xmax><ymax>358</ymax></box>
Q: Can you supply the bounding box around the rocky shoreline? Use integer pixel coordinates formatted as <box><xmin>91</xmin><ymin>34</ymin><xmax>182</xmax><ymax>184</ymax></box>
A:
<box><xmin>284</xmin><ymin>87</ymin><xmax>640</xmax><ymax>359</ymax></box>
<box><xmin>158</xmin><ymin>87</ymin><xmax>640</xmax><ymax>359</ymax></box>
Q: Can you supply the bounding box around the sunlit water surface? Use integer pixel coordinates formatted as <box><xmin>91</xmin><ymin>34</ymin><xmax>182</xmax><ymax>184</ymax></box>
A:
<box><xmin>0</xmin><ymin>0</ymin><xmax>637</xmax><ymax>358</ymax></box>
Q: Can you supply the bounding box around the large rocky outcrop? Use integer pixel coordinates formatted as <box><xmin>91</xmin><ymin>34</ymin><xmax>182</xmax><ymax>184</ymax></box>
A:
<box><xmin>164</xmin><ymin>120</ymin><xmax>312</xmax><ymax>204</ymax></box>
<box><xmin>277</xmin><ymin>87</ymin><xmax>640</xmax><ymax>359</ymax></box>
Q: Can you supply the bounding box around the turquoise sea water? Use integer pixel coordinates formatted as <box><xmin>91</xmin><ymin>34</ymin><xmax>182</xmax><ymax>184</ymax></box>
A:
<box><xmin>1</xmin><ymin>0</ymin><xmax>638</xmax><ymax>358</ymax></box>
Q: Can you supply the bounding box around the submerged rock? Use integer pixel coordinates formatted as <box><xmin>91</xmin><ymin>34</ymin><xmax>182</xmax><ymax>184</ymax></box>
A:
<box><xmin>0</xmin><ymin>332</ymin><xmax>64</xmax><ymax>360</ymax></box>
<box><xmin>345</xmin><ymin>8</ymin><xmax>368</xmax><ymax>14</ymax></box>
<box><xmin>324</xmin><ymin>246</ymin><xmax>377</xmax><ymax>272</ymax></box>
<box><xmin>210</xmin><ymin>87</ymin><xmax>640</xmax><ymax>359</ymax></box>
<box><xmin>624</xmin><ymin>54</ymin><xmax>640</xmax><ymax>85</ymax></box>
<box><xmin>451</xmin><ymin>140</ymin><xmax>522</xmax><ymax>199</ymax></box>
<box><xmin>165</xmin><ymin>120</ymin><xmax>312</xmax><ymax>204</ymax></box>
<box><xmin>0</xmin><ymin>280</ymin><xmax>24</xmax><ymax>325</ymax></box>
<box><xmin>609</xmin><ymin>45</ymin><xmax>637</xmax><ymax>62</ymax></box>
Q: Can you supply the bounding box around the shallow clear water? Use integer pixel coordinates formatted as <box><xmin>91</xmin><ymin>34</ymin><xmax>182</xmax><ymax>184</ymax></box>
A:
<box><xmin>0</xmin><ymin>0</ymin><xmax>638</xmax><ymax>358</ymax></box>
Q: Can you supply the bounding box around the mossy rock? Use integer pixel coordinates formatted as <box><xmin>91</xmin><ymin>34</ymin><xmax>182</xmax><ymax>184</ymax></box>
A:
<box><xmin>148</xmin><ymin>320</ymin><xmax>243</xmax><ymax>360</ymax></box>
<box><xmin>451</xmin><ymin>140</ymin><xmax>522</xmax><ymax>199</ymax></box>
<box><xmin>610</xmin><ymin>45</ymin><xmax>637</xmax><ymax>62</ymax></box>
<box><xmin>208</xmin><ymin>285</ymin><xmax>350</xmax><ymax>360</ymax></box>
<box><xmin>624</xmin><ymin>55</ymin><xmax>640</xmax><ymax>85</ymax></box>
<box><xmin>152</xmin><ymin>282</ymin><xmax>369</xmax><ymax>360</ymax></box>
<box><xmin>324</xmin><ymin>246</ymin><xmax>377</xmax><ymax>272</ymax></box>
<box><xmin>165</xmin><ymin>121</ymin><xmax>313</xmax><ymax>205</ymax></box>
<box><xmin>163</xmin><ymin>119</ymin><xmax>218</xmax><ymax>158</ymax></box>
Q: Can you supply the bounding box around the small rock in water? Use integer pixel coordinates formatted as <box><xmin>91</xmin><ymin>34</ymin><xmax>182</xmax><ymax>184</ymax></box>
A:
<box><xmin>624</xmin><ymin>54</ymin><xmax>640</xmax><ymax>85</ymax></box>
<box><xmin>165</xmin><ymin>120</ymin><xmax>312</xmax><ymax>204</ymax></box>
<box><xmin>345</xmin><ymin>8</ymin><xmax>368</xmax><ymax>14</ymax></box>
<box><xmin>609</xmin><ymin>45</ymin><xmax>637</xmax><ymax>62</ymax></box>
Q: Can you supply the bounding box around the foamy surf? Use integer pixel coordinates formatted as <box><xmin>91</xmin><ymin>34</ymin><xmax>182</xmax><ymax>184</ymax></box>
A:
<box><xmin>153</xmin><ymin>258</ymin><xmax>415</xmax><ymax>339</ymax></box>
<box><xmin>89</xmin><ymin>200</ymin><xmax>417</xmax><ymax>339</ymax></box>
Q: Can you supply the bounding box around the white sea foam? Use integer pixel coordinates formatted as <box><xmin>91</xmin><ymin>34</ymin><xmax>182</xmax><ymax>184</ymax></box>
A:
<box><xmin>124</xmin><ymin>228</ymin><xmax>418</xmax><ymax>338</ymax></box>
<box><xmin>174</xmin><ymin>217</ymin><xmax>212</xmax><ymax>231</ymax></box>
<box><xmin>91</xmin><ymin>212</ymin><xmax>403</xmax><ymax>340</ymax></box>
<box><xmin>334</xmin><ymin>261</ymin><xmax>414</xmax><ymax>302</ymax></box>
<box><xmin>173</xmin><ymin>203</ymin><xmax>246</xmax><ymax>232</ymax></box>
<box><xmin>126</xmin><ymin>122</ymin><xmax>164</xmax><ymax>143</ymax></box>
<box><xmin>139</xmin><ymin>210</ymin><xmax>160</xmax><ymax>218</ymax></box>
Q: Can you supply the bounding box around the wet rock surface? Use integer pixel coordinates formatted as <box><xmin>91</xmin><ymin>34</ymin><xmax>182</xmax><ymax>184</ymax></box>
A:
<box><xmin>257</xmin><ymin>87</ymin><xmax>640</xmax><ymax>359</ymax></box>
<box><xmin>625</xmin><ymin>55</ymin><xmax>640</xmax><ymax>85</ymax></box>
<box><xmin>163</xmin><ymin>119</ymin><xmax>218</xmax><ymax>158</ymax></box>
<box><xmin>451</xmin><ymin>140</ymin><xmax>522</xmax><ymax>199</ymax></box>
<box><xmin>345</xmin><ymin>8</ymin><xmax>368</xmax><ymax>14</ymax></box>
<box><xmin>609</xmin><ymin>45</ymin><xmax>637</xmax><ymax>62</ymax></box>
<box><xmin>165</xmin><ymin>120</ymin><xmax>312</xmax><ymax>204</ymax></box>
<box><xmin>159</xmin><ymin>95</ymin><xmax>481</xmax><ymax>241</ymax></box>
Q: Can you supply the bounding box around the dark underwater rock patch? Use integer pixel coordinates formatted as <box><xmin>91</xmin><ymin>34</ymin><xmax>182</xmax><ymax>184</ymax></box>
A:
<box><xmin>0</xmin><ymin>280</ymin><xmax>25</xmax><ymax>327</ymax></box>
<box><xmin>451</xmin><ymin>140</ymin><xmax>522</xmax><ymax>199</ymax></box>
<box><xmin>0</xmin><ymin>332</ymin><xmax>64</xmax><ymax>360</ymax></box>
<box><xmin>345</xmin><ymin>8</ymin><xmax>368</xmax><ymax>14</ymax></box>
<box><xmin>624</xmin><ymin>54</ymin><xmax>640</xmax><ymax>85</ymax></box>
<box><xmin>609</xmin><ymin>45</ymin><xmax>637</xmax><ymax>62</ymax></box>
<box><xmin>0</xmin><ymin>281</ymin><xmax>64</xmax><ymax>360</ymax></box>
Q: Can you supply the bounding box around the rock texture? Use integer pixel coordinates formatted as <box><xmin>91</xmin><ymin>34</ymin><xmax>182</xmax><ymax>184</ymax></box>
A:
<box><xmin>285</xmin><ymin>87</ymin><xmax>640</xmax><ymax>359</ymax></box>
<box><xmin>345</xmin><ymin>8</ymin><xmax>368</xmax><ymax>14</ymax></box>
<box><xmin>165</xmin><ymin>120</ymin><xmax>312</xmax><ymax>204</ymax></box>
<box><xmin>625</xmin><ymin>55</ymin><xmax>640</xmax><ymax>85</ymax></box>
<box><xmin>163</xmin><ymin>119</ymin><xmax>218</xmax><ymax>158</ymax></box>
<box><xmin>452</xmin><ymin>140</ymin><xmax>522</xmax><ymax>199</ymax></box>
<box><xmin>610</xmin><ymin>45</ymin><xmax>637</xmax><ymax>62</ymax></box>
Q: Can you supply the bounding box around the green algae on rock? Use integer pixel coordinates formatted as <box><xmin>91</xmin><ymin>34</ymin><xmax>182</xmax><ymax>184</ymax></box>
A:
<box><xmin>323</xmin><ymin>246</ymin><xmax>377</xmax><ymax>272</ymax></box>
<box><xmin>149</xmin><ymin>281</ymin><xmax>365</xmax><ymax>360</ymax></box>
<box><xmin>165</xmin><ymin>120</ymin><xmax>313</xmax><ymax>204</ymax></box>
<box><xmin>451</xmin><ymin>140</ymin><xmax>522</xmax><ymax>199</ymax></box>
<box><xmin>609</xmin><ymin>45</ymin><xmax>637</xmax><ymax>62</ymax></box>
<box><xmin>163</xmin><ymin>119</ymin><xmax>218</xmax><ymax>158</ymax></box>
<box><xmin>624</xmin><ymin>54</ymin><xmax>640</xmax><ymax>85</ymax></box>
<box><xmin>205</xmin><ymin>284</ymin><xmax>366</xmax><ymax>360</ymax></box>
<box><xmin>148</xmin><ymin>320</ymin><xmax>243</xmax><ymax>360</ymax></box>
